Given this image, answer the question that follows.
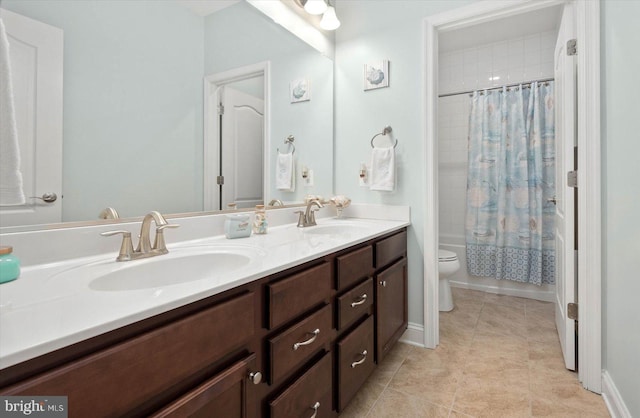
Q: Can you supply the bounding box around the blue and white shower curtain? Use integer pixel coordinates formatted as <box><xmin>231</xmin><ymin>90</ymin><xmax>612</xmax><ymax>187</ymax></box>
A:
<box><xmin>465</xmin><ymin>82</ymin><xmax>555</xmax><ymax>286</ymax></box>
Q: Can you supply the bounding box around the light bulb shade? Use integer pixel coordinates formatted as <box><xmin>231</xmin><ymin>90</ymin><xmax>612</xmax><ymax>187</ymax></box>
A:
<box><xmin>320</xmin><ymin>6</ymin><xmax>340</xmax><ymax>30</ymax></box>
<box><xmin>304</xmin><ymin>0</ymin><xmax>327</xmax><ymax>15</ymax></box>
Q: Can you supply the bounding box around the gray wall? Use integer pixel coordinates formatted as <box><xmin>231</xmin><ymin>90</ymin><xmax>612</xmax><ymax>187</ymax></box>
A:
<box><xmin>3</xmin><ymin>0</ymin><xmax>205</xmax><ymax>220</ymax></box>
<box><xmin>602</xmin><ymin>1</ymin><xmax>640</xmax><ymax>415</ymax></box>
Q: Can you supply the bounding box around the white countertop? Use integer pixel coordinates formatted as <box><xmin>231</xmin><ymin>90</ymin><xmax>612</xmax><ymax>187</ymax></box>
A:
<box><xmin>0</xmin><ymin>216</ymin><xmax>409</xmax><ymax>369</ymax></box>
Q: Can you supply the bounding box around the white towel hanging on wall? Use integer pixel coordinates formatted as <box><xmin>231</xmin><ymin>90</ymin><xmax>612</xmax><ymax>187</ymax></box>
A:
<box><xmin>276</xmin><ymin>152</ymin><xmax>295</xmax><ymax>191</ymax></box>
<box><xmin>369</xmin><ymin>146</ymin><xmax>395</xmax><ymax>192</ymax></box>
<box><xmin>0</xmin><ymin>18</ymin><xmax>25</xmax><ymax>206</ymax></box>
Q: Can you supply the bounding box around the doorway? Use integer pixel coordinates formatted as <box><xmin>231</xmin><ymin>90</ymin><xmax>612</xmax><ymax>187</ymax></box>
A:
<box><xmin>423</xmin><ymin>0</ymin><xmax>602</xmax><ymax>392</ymax></box>
<box><xmin>204</xmin><ymin>62</ymin><xmax>270</xmax><ymax>212</ymax></box>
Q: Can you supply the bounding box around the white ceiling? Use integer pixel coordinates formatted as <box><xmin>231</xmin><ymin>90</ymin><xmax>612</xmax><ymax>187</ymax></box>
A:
<box><xmin>439</xmin><ymin>5</ymin><xmax>563</xmax><ymax>52</ymax></box>
<box><xmin>176</xmin><ymin>0</ymin><xmax>241</xmax><ymax>17</ymax></box>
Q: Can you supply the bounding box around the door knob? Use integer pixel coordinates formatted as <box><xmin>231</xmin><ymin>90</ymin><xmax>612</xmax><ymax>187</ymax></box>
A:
<box><xmin>29</xmin><ymin>192</ymin><xmax>57</xmax><ymax>203</ymax></box>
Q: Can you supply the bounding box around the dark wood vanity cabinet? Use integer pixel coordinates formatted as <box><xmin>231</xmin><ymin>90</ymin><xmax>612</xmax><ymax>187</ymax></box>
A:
<box><xmin>150</xmin><ymin>353</ymin><xmax>258</xmax><ymax>418</ymax></box>
<box><xmin>0</xmin><ymin>227</ymin><xmax>408</xmax><ymax>417</ymax></box>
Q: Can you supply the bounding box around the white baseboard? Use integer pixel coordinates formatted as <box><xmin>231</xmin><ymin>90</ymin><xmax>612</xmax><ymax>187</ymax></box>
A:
<box><xmin>399</xmin><ymin>322</ymin><xmax>425</xmax><ymax>347</ymax></box>
<box><xmin>602</xmin><ymin>370</ymin><xmax>632</xmax><ymax>418</ymax></box>
<box><xmin>449</xmin><ymin>280</ymin><xmax>555</xmax><ymax>302</ymax></box>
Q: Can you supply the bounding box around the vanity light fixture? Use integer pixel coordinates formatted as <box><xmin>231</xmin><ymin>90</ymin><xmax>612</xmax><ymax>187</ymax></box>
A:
<box><xmin>320</xmin><ymin>2</ymin><xmax>341</xmax><ymax>30</ymax></box>
<box><xmin>296</xmin><ymin>0</ymin><xmax>341</xmax><ymax>31</ymax></box>
<box><xmin>304</xmin><ymin>0</ymin><xmax>327</xmax><ymax>15</ymax></box>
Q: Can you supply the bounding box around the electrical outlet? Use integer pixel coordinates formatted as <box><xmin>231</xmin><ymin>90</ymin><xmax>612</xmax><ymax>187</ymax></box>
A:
<box><xmin>304</xmin><ymin>170</ymin><xmax>314</xmax><ymax>187</ymax></box>
<box><xmin>359</xmin><ymin>168</ymin><xmax>369</xmax><ymax>187</ymax></box>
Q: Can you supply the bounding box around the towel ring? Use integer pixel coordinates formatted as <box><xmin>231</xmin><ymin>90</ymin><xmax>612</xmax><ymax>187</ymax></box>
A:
<box><xmin>277</xmin><ymin>135</ymin><xmax>296</xmax><ymax>155</ymax></box>
<box><xmin>370</xmin><ymin>126</ymin><xmax>398</xmax><ymax>149</ymax></box>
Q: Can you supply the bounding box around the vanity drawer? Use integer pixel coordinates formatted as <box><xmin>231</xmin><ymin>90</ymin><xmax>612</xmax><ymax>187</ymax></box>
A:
<box><xmin>336</xmin><ymin>278</ymin><xmax>373</xmax><ymax>330</ymax></box>
<box><xmin>337</xmin><ymin>315</ymin><xmax>375</xmax><ymax>412</ymax></box>
<box><xmin>374</xmin><ymin>230</ymin><xmax>407</xmax><ymax>269</ymax></box>
<box><xmin>267</xmin><ymin>262</ymin><xmax>331</xmax><ymax>329</ymax></box>
<box><xmin>269</xmin><ymin>304</ymin><xmax>332</xmax><ymax>383</ymax></box>
<box><xmin>270</xmin><ymin>352</ymin><xmax>333</xmax><ymax>418</ymax></box>
<box><xmin>336</xmin><ymin>245</ymin><xmax>373</xmax><ymax>291</ymax></box>
<box><xmin>2</xmin><ymin>292</ymin><xmax>256</xmax><ymax>418</ymax></box>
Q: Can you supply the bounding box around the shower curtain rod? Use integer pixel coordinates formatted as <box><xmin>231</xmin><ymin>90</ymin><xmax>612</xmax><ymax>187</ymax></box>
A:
<box><xmin>438</xmin><ymin>77</ymin><xmax>555</xmax><ymax>98</ymax></box>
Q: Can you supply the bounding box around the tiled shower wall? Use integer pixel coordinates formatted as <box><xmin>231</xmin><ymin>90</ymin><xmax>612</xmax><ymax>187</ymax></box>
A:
<box><xmin>438</xmin><ymin>30</ymin><xmax>557</xmax><ymax>95</ymax></box>
<box><xmin>437</xmin><ymin>31</ymin><xmax>557</xmax><ymax>300</ymax></box>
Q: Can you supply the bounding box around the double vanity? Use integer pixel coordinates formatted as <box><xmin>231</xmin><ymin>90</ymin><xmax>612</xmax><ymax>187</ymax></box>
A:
<box><xmin>0</xmin><ymin>207</ymin><xmax>409</xmax><ymax>417</ymax></box>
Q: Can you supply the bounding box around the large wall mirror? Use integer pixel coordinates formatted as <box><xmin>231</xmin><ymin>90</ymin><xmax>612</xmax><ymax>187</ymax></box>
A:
<box><xmin>0</xmin><ymin>0</ymin><xmax>334</xmax><ymax>230</ymax></box>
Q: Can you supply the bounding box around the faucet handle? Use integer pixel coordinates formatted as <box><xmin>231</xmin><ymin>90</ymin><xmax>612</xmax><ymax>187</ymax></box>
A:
<box><xmin>154</xmin><ymin>223</ymin><xmax>179</xmax><ymax>253</ymax></box>
<box><xmin>100</xmin><ymin>230</ymin><xmax>134</xmax><ymax>262</ymax></box>
<box><xmin>308</xmin><ymin>207</ymin><xmax>320</xmax><ymax>226</ymax></box>
<box><xmin>294</xmin><ymin>210</ymin><xmax>306</xmax><ymax>228</ymax></box>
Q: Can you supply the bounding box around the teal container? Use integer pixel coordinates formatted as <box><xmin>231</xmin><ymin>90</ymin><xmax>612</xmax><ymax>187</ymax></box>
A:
<box><xmin>0</xmin><ymin>246</ymin><xmax>20</xmax><ymax>284</ymax></box>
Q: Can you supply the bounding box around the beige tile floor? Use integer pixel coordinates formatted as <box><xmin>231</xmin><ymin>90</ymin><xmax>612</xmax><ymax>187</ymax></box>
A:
<box><xmin>339</xmin><ymin>287</ymin><xmax>610</xmax><ymax>418</ymax></box>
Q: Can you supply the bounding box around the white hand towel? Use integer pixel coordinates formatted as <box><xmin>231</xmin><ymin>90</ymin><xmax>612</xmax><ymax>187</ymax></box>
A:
<box><xmin>276</xmin><ymin>152</ymin><xmax>295</xmax><ymax>191</ymax></box>
<box><xmin>369</xmin><ymin>147</ymin><xmax>395</xmax><ymax>192</ymax></box>
<box><xmin>0</xmin><ymin>18</ymin><xmax>25</xmax><ymax>206</ymax></box>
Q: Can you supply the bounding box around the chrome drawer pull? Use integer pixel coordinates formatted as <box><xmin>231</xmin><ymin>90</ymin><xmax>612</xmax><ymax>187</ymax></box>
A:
<box><xmin>350</xmin><ymin>293</ymin><xmax>368</xmax><ymax>308</ymax></box>
<box><xmin>380</xmin><ymin>280</ymin><xmax>387</xmax><ymax>287</ymax></box>
<box><xmin>309</xmin><ymin>401</ymin><xmax>320</xmax><ymax>418</ymax></box>
<box><xmin>351</xmin><ymin>350</ymin><xmax>368</xmax><ymax>368</ymax></box>
<box><xmin>293</xmin><ymin>328</ymin><xmax>320</xmax><ymax>351</ymax></box>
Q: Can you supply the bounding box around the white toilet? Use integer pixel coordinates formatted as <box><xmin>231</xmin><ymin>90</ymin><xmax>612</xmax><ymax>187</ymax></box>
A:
<box><xmin>438</xmin><ymin>249</ymin><xmax>460</xmax><ymax>312</ymax></box>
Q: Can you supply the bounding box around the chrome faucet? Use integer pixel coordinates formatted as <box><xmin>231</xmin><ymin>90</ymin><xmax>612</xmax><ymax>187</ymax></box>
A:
<box><xmin>295</xmin><ymin>199</ymin><xmax>324</xmax><ymax>227</ymax></box>
<box><xmin>268</xmin><ymin>199</ymin><xmax>284</xmax><ymax>207</ymax></box>
<box><xmin>101</xmin><ymin>211</ymin><xmax>179</xmax><ymax>261</ymax></box>
<box><xmin>98</xmin><ymin>207</ymin><xmax>120</xmax><ymax>220</ymax></box>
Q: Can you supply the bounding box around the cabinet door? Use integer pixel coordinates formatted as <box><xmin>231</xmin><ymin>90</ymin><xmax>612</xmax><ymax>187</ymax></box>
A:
<box><xmin>151</xmin><ymin>353</ymin><xmax>259</xmax><ymax>418</ymax></box>
<box><xmin>375</xmin><ymin>258</ymin><xmax>408</xmax><ymax>363</ymax></box>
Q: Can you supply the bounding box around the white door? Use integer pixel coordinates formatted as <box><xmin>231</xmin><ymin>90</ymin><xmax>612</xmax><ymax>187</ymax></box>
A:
<box><xmin>0</xmin><ymin>9</ymin><xmax>63</xmax><ymax>227</ymax></box>
<box><xmin>220</xmin><ymin>86</ymin><xmax>264</xmax><ymax>209</ymax></box>
<box><xmin>553</xmin><ymin>3</ymin><xmax>577</xmax><ymax>371</ymax></box>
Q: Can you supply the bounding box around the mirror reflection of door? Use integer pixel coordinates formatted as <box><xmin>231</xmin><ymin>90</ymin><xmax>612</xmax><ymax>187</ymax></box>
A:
<box><xmin>218</xmin><ymin>76</ymin><xmax>264</xmax><ymax>210</ymax></box>
<box><xmin>0</xmin><ymin>9</ymin><xmax>63</xmax><ymax>227</ymax></box>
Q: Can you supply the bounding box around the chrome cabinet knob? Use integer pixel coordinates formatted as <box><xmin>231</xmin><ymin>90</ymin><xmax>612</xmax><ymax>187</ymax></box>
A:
<box><xmin>248</xmin><ymin>371</ymin><xmax>262</xmax><ymax>385</ymax></box>
<box><xmin>380</xmin><ymin>280</ymin><xmax>387</xmax><ymax>287</ymax></box>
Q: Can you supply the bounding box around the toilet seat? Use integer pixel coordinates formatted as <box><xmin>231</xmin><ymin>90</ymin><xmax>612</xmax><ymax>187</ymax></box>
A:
<box><xmin>438</xmin><ymin>249</ymin><xmax>458</xmax><ymax>262</ymax></box>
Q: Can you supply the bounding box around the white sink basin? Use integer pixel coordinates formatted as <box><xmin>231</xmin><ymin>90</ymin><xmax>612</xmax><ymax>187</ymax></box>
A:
<box><xmin>49</xmin><ymin>245</ymin><xmax>265</xmax><ymax>292</ymax></box>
